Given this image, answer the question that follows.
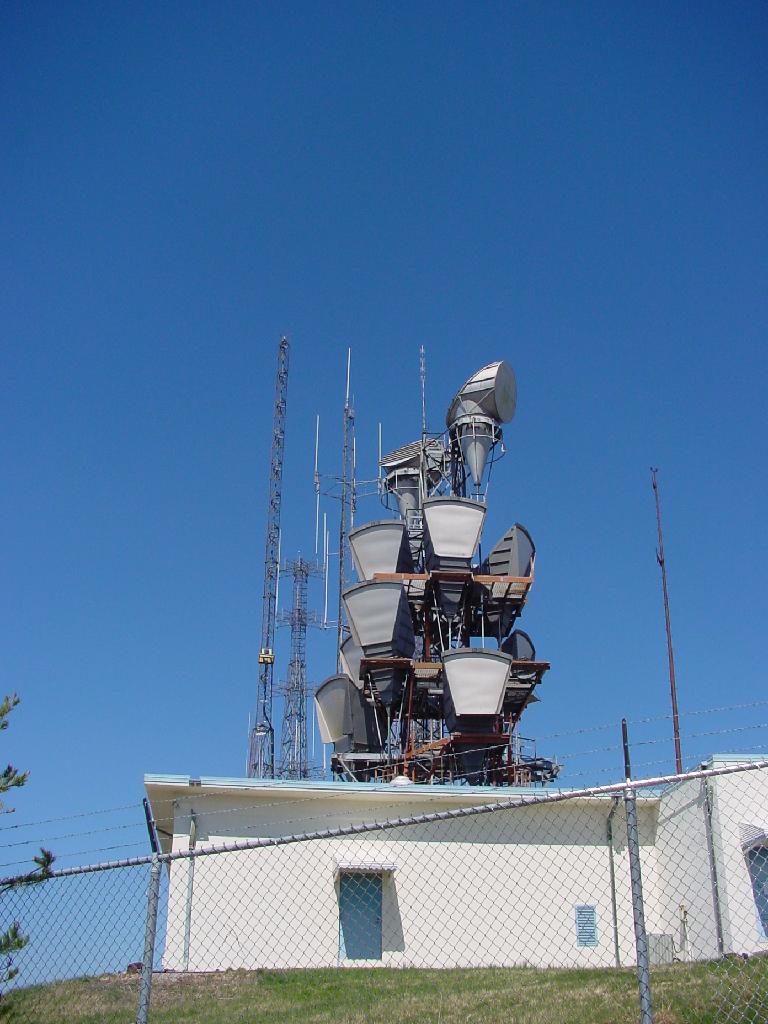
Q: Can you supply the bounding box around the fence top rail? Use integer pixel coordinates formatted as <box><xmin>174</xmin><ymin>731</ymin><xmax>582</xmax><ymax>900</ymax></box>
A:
<box><xmin>3</xmin><ymin>757</ymin><xmax>767</xmax><ymax>884</ymax></box>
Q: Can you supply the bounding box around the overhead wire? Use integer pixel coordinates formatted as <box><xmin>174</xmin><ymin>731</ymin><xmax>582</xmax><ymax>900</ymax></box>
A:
<box><xmin>0</xmin><ymin>819</ymin><xmax>147</xmax><ymax>850</ymax></box>
<box><xmin>535</xmin><ymin>697</ymin><xmax>768</xmax><ymax>742</ymax></box>
<box><xmin>3</xmin><ymin>700</ymin><xmax>765</xmax><ymax>856</ymax></box>
<box><xmin>0</xmin><ymin>792</ymin><xmax>337</xmax><ymax>853</ymax></box>
<box><xmin>0</xmin><ymin>841</ymin><xmax>150</xmax><ymax>872</ymax></box>
<box><xmin>0</xmin><ymin>801</ymin><xmax>143</xmax><ymax>833</ymax></box>
<box><xmin>0</xmin><ymin>788</ymin><xmax>326</xmax><ymax>835</ymax></box>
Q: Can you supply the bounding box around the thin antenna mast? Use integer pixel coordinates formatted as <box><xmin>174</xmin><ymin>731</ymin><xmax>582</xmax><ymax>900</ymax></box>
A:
<box><xmin>337</xmin><ymin>348</ymin><xmax>353</xmax><ymax>670</ymax></box>
<box><xmin>351</xmin><ymin>432</ymin><xmax>357</xmax><ymax>529</ymax></box>
<box><xmin>420</xmin><ymin>344</ymin><xmax>427</xmax><ymax>438</ymax></box>
<box><xmin>249</xmin><ymin>335</ymin><xmax>289</xmax><ymax>779</ymax></box>
<box><xmin>323</xmin><ymin>513</ymin><xmax>329</xmax><ymax>626</ymax></box>
<box><xmin>651</xmin><ymin>467</ymin><xmax>682</xmax><ymax>773</ymax></box>
<box><xmin>419</xmin><ymin>344</ymin><xmax>429</xmax><ymax>512</ymax></box>
<box><xmin>314</xmin><ymin>415</ymin><xmax>320</xmax><ymax>556</ymax></box>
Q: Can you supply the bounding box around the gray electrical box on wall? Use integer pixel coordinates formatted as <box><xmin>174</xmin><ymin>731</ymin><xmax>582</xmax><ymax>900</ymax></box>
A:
<box><xmin>648</xmin><ymin>933</ymin><xmax>675</xmax><ymax>965</ymax></box>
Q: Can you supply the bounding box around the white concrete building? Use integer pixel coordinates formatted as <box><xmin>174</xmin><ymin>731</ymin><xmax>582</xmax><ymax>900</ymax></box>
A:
<box><xmin>144</xmin><ymin>756</ymin><xmax>768</xmax><ymax>971</ymax></box>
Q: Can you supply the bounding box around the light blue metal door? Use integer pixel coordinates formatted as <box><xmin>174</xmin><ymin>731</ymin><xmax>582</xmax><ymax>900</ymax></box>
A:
<box><xmin>338</xmin><ymin>872</ymin><xmax>382</xmax><ymax>960</ymax></box>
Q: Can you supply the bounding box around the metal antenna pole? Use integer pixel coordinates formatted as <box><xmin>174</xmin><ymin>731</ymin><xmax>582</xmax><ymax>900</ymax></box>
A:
<box><xmin>419</xmin><ymin>344</ymin><xmax>428</xmax><ymax>508</ymax></box>
<box><xmin>314</xmin><ymin>415</ymin><xmax>320</xmax><ymax>556</ymax></box>
<box><xmin>651</xmin><ymin>467</ymin><xmax>683</xmax><ymax>773</ymax></box>
<box><xmin>248</xmin><ymin>336</ymin><xmax>289</xmax><ymax>779</ymax></box>
<box><xmin>420</xmin><ymin>344</ymin><xmax>427</xmax><ymax>438</ymax></box>
<box><xmin>336</xmin><ymin>349</ymin><xmax>353</xmax><ymax>671</ymax></box>
<box><xmin>278</xmin><ymin>557</ymin><xmax>322</xmax><ymax>779</ymax></box>
<box><xmin>351</xmin><ymin>431</ymin><xmax>357</xmax><ymax>529</ymax></box>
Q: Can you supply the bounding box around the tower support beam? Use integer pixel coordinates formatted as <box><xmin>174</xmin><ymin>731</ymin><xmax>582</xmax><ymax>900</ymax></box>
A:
<box><xmin>278</xmin><ymin>558</ymin><xmax>322</xmax><ymax>779</ymax></box>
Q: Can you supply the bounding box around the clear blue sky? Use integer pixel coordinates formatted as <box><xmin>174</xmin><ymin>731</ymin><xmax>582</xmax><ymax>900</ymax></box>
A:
<box><xmin>2</xmin><ymin>2</ymin><xmax>767</xmax><ymax>866</ymax></box>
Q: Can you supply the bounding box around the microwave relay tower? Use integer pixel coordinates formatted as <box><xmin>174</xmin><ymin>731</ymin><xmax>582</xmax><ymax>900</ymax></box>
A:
<box><xmin>277</xmin><ymin>557</ymin><xmax>322</xmax><ymax>779</ymax></box>
<box><xmin>314</xmin><ymin>360</ymin><xmax>559</xmax><ymax>787</ymax></box>
<box><xmin>248</xmin><ymin>336</ymin><xmax>289</xmax><ymax>779</ymax></box>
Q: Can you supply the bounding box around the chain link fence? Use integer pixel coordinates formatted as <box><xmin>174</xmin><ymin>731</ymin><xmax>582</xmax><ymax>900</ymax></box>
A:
<box><xmin>1</xmin><ymin>760</ymin><xmax>767</xmax><ymax>1023</ymax></box>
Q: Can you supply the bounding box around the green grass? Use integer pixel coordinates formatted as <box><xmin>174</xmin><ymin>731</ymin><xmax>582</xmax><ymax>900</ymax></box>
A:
<box><xmin>2</xmin><ymin>960</ymin><xmax>766</xmax><ymax>1024</ymax></box>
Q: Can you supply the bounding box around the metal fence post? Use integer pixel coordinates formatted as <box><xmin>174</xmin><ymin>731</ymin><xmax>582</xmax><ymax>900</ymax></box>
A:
<box><xmin>136</xmin><ymin>853</ymin><xmax>162</xmax><ymax>1024</ymax></box>
<box><xmin>622</xmin><ymin>720</ymin><xmax>653</xmax><ymax>1024</ymax></box>
<box><xmin>703</xmin><ymin>777</ymin><xmax>725</xmax><ymax>955</ymax></box>
<box><xmin>625</xmin><ymin>785</ymin><xmax>653</xmax><ymax>1024</ymax></box>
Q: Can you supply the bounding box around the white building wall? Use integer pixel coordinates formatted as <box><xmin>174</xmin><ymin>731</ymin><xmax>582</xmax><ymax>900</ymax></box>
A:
<box><xmin>159</xmin><ymin>792</ymin><xmax>658</xmax><ymax>970</ymax></box>
<box><xmin>710</xmin><ymin>766</ymin><xmax>768</xmax><ymax>955</ymax></box>
<box><xmin>149</xmin><ymin>764</ymin><xmax>768</xmax><ymax>972</ymax></box>
<box><xmin>653</xmin><ymin>776</ymin><xmax>721</xmax><ymax>960</ymax></box>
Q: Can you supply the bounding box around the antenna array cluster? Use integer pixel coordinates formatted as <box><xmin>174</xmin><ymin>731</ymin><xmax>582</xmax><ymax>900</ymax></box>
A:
<box><xmin>315</xmin><ymin>361</ymin><xmax>559</xmax><ymax>786</ymax></box>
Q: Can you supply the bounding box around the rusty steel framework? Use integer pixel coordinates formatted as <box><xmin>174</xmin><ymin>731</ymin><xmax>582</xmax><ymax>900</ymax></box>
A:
<box><xmin>352</xmin><ymin>568</ymin><xmax>553</xmax><ymax>786</ymax></box>
<box><xmin>277</xmin><ymin>557</ymin><xmax>321</xmax><ymax>779</ymax></box>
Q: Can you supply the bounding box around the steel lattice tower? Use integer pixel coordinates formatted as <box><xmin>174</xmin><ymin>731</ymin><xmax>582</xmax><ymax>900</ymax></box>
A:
<box><xmin>277</xmin><ymin>558</ymin><xmax>321</xmax><ymax>779</ymax></box>
<box><xmin>248</xmin><ymin>336</ymin><xmax>289</xmax><ymax>779</ymax></box>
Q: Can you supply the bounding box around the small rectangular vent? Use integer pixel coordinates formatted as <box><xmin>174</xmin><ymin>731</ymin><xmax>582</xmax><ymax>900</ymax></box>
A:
<box><xmin>575</xmin><ymin>904</ymin><xmax>598</xmax><ymax>947</ymax></box>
